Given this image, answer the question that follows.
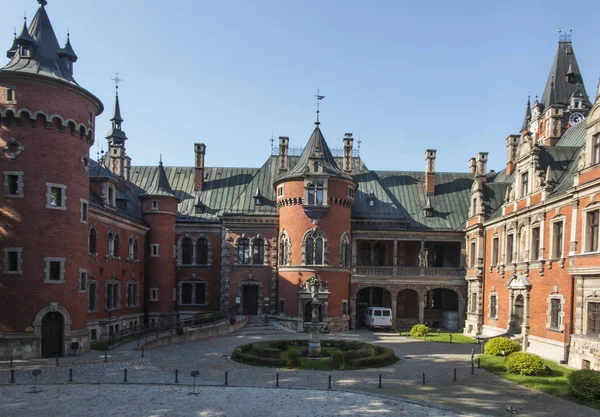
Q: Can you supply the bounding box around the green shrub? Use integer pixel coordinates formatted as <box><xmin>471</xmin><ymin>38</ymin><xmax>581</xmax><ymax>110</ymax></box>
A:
<box><xmin>346</xmin><ymin>347</ymin><xmax>398</xmax><ymax>369</ymax></box>
<box><xmin>269</xmin><ymin>340</ymin><xmax>297</xmax><ymax>350</ymax></box>
<box><xmin>252</xmin><ymin>342</ymin><xmax>282</xmax><ymax>359</ymax></box>
<box><xmin>310</xmin><ymin>349</ymin><xmax>321</xmax><ymax>358</ymax></box>
<box><xmin>321</xmin><ymin>340</ymin><xmax>362</xmax><ymax>351</ymax></box>
<box><xmin>287</xmin><ymin>350</ymin><xmax>301</xmax><ymax>367</ymax></box>
<box><xmin>343</xmin><ymin>348</ymin><xmax>374</xmax><ymax>362</ymax></box>
<box><xmin>504</xmin><ymin>352</ymin><xmax>545</xmax><ymax>375</ymax></box>
<box><xmin>568</xmin><ymin>369</ymin><xmax>600</xmax><ymax>402</ymax></box>
<box><xmin>331</xmin><ymin>351</ymin><xmax>344</xmax><ymax>369</ymax></box>
<box><xmin>240</xmin><ymin>343</ymin><xmax>253</xmax><ymax>353</ymax></box>
<box><xmin>231</xmin><ymin>349</ymin><xmax>286</xmax><ymax>367</ymax></box>
<box><xmin>484</xmin><ymin>337</ymin><xmax>521</xmax><ymax>356</ymax></box>
<box><xmin>409</xmin><ymin>324</ymin><xmax>430</xmax><ymax>337</ymax></box>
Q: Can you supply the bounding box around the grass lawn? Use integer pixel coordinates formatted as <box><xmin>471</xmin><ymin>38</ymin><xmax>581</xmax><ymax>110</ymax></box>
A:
<box><xmin>281</xmin><ymin>347</ymin><xmax>335</xmax><ymax>370</ymax></box>
<box><xmin>399</xmin><ymin>331</ymin><xmax>478</xmax><ymax>344</ymax></box>
<box><xmin>478</xmin><ymin>354</ymin><xmax>600</xmax><ymax>410</ymax></box>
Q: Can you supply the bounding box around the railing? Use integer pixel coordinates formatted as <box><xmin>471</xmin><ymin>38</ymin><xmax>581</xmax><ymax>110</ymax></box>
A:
<box><xmin>354</xmin><ymin>266</ymin><xmax>465</xmax><ymax>278</ymax></box>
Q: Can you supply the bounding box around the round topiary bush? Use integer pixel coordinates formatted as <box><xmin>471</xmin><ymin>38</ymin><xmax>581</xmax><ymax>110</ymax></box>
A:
<box><xmin>568</xmin><ymin>369</ymin><xmax>600</xmax><ymax>402</ymax></box>
<box><xmin>287</xmin><ymin>350</ymin><xmax>300</xmax><ymax>367</ymax></box>
<box><xmin>331</xmin><ymin>351</ymin><xmax>344</xmax><ymax>369</ymax></box>
<box><xmin>409</xmin><ymin>324</ymin><xmax>430</xmax><ymax>337</ymax></box>
<box><xmin>503</xmin><ymin>352</ymin><xmax>545</xmax><ymax>375</ymax></box>
<box><xmin>484</xmin><ymin>337</ymin><xmax>521</xmax><ymax>356</ymax></box>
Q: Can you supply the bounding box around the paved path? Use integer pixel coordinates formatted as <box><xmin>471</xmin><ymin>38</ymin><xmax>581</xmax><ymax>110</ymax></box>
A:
<box><xmin>1</xmin><ymin>319</ymin><xmax>598</xmax><ymax>417</ymax></box>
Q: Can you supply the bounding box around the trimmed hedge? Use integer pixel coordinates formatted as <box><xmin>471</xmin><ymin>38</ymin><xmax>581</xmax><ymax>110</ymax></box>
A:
<box><xmin>568</xmin><ymin>369</ymin><xmax>600</xmax><ymax>402</ymax></box>
<box><xmin>504</xmin><ymin>352</ymin><xmax>545</xmax><ymax>375</ymax></box>
<box><xmin>346</xmin><ymin>346</ymin><xmax>398</xmax><ymax>368</ymax></box>
<box><xmin>343</xmin><ymin>347</ymin><xmax>374</xmax><ymax>362</ymax></box>
<box><xmin>409</xmin><ymin>324</ymin><xmax>430</xmax><ymax>337</ymax></box>
<box><xmin>287</xmin><ymin>350</ymin><xmax>301</xmax><ymax>367</ymax></box>
<box><xmin>331</xmin><ymin>351</ymin><xmax>344</xmax><ymax>369</ymax></box>
<box><xmin>484</xmin><ymin>337</ymin><xmax>521</xmax><ymax>356</ymax></box>
<box><xmin>231</xmin><ymin>349</ymin><xmax>286</xmax><ymax>367</ymax></box>
<box><xmin>252</xmin><ymin>342</ymin><xmax>281</xmax><ymax>359</ymax></box>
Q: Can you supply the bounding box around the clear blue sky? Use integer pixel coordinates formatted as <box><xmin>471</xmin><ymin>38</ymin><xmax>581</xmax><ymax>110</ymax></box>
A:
<box><xmin>2</xmin><ymin>0</ymin><xmax>599</xmax><ymax>173</ymax></box>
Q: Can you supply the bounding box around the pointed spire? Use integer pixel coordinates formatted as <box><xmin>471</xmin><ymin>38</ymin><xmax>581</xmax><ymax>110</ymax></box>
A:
<box><xmin>548</xmin><ymin>76</ymin><xmax>559</xmax><ymax>107</ymax></box>
<box><xmin>57</xmin><ymin>31</ymin><xmax>77</xmax><ymax>62</ymax></box>
<box><xmin>253</xmin><ymin>187</ymin><xmax>263</xmax><ymax>199</ymax></box>
<box><xmin>106</xmin><ymin>73</ymin><xmax>127</xmax><ymax>143</ymax></box>
<box><xmin>141</xmin><ymin>160</ymin><xmax>178</xmax><ymax>200</ymax></box>
<box><xmin>16</xmin><ymin>19</ymin><xmax>34</xmax><ymax>46</ymax></box>
<box><xmin>521</xmin><ymin>95</ymin><xmax>531</xmax><ymax>132</ymax></box>
<box><xmin>6</xmin><ymin>28</ymin><xmax>18</xmax><ymax>59</ymax></box>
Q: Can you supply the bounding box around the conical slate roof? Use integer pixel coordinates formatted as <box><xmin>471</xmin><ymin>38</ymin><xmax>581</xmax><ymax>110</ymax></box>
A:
<box><xmin>141</xmin><ymin>162</ymin><xmax>178</xmax><ymax>199</ymax></box>
<box><xmin>520</xmin><ymin>96</ymin><xmax>531</xmax><ymax>132</ymax></box>
<box><xmin>57</xmin><ymin>37</ymin><xmax>77</xmax><ymax>62</ymax></box>
<box><xmin>106</xmin><ymin>93</ymin><xmax>127</xmax><ymax>142</ymax></box>
<box><xmin>277</xmin><ymin>125</ymin><xmax>351</xmax><ymax>182</ymax></box>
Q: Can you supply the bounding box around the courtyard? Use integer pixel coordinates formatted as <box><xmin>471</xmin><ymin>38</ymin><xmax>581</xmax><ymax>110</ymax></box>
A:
<box><xmin>0</xmin><ymin>320</ymin><xmax>598</xmax><ymax>417</ymax></box>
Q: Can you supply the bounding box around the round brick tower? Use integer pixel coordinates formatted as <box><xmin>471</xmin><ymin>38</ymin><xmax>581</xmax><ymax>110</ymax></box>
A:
<box><xmin>275</xmin><ymin>122</ymin><xmax>356</xmax><ymax>331</ymax></box>
<box><xmin>140</xmin><ymin>161</ymin><xmax>179</xmax><ymax>325</ymax></box>
<box><xmin>0</xmin><ymin>1</ymin><xmax>103</xmax><ymax>358</ymax></box>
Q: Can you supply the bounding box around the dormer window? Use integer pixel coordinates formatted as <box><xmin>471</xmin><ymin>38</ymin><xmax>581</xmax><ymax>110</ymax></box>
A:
<box><xmin>254</xmin><ymin>197</ymin><xmax>263</xmax><ymax>206</ymax></box>
<box><xmin>313</xmin><ymin>162</ymin><xmax>319</xmax><ymax>172</ymax></box>
<box><xmin>308</xmin><ymin>184</ymin><xmax>315</xmax><ymax>205</ymax></box>
<box><xmin>21</xmin><ymin>47</ymin><xmax>29</xmax><ymax>57</ymax></box>
<box><xmin>316</xmin><ymin>184</ymin><xmax>324</xmax><ymax>205</ymax></box>
<box><xmin>367</xmin><ymin>193</ymin><xmax>376</xmax><ymax>207</ymax></box>
<box><xmin>151</xmin><ymin>200</ymin><xmax>159</xmax><ymax>210</ymax></box>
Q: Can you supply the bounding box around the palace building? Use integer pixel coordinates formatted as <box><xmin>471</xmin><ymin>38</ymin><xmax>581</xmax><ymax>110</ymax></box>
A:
<box><xmin>1</xmin><ymin>2</ymin><xmax>599</xmax><ymax>370</ymax></box>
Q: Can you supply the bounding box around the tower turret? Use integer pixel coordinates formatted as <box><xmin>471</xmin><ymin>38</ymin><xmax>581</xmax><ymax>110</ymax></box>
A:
<box><xmin>105</xmin><ymin>79</ymin><xmax>129</xmax><ymax>178</ymax></box>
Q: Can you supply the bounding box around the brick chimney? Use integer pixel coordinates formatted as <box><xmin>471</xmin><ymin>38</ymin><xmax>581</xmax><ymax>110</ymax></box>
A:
<box><xmin>476</xmin><ymin>152</ymin><xmax>488</xmax><ymax>183</ymax></box>
<box><xmin>505</xmin><ymin>135</ymin><xmax>520</xmax><ymax>176</ymax></box>
<box><xmin>468</xmin><ymin>157</ymin><xmax>476</xmax><ymax>175</ymax></box>
<box><xmin>194</xmin><ymin>143</ymin><xmax>206</xmax><ymax>191</ymax></box>
<box><xmin>343</xmin><ymin>133</ymin><xmax>354</xmax><ymax>172</ymax></box>
<box><xmin>278</xmin><ymin>136</ymin><xmax>289</xmax><ymax>174</ymax></box>
<box><xmin>123</xmin><ymin>156</ymin><xmax>132</xmax><ymax>181</ymax></box>
<box><xmin>424</xmin><ymin>149</ymin><xmax>436</xmax><ymax>195</ymax></box>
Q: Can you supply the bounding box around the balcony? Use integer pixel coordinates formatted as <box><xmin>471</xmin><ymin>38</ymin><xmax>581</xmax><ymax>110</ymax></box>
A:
<box><xmin>354</xmin><ymin>266</ymin><xmax>465</xmax><ymax>278</ymax></box>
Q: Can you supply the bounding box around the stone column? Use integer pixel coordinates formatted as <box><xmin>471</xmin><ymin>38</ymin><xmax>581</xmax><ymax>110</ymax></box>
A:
<box><xmin>458</xmin><ymin>291</ymin><xmax>466</xmax><ymax>330</ymax></box>
<box><xmin>350</xmin><ymin>296</ymin><xmax>357</xmax><ymax>329</ymax></box>
<box><xmin>393</xmin><ymin>240</ymin><xmax>398</xmax><ymax>266</ymax></box>
<box><xmin>419</xmin><ymin>240</ymin><xmax>425</xmax><ymax>267</ymax></box>
<box><xmin>391</xmin><ymin>294</ymin><xmax>398</xmax><ymax>329</ymax></box>
<box><xmin>506</xmin><ymin>290</ymin><xmax>514</xmax><ymax>331</ymax></box>
<box><xmin>351</xmin><ymin>239</ymin><xmax>357</xmax><ymax>267</ymax></box>
<box><xmin>523</xmin><ymin>290</ymin><xmax>531</xmax><ymax>351</ymax></box>
<box><xmin>570</xmin><ymin>200</ymin><xmax>579</xmax><ymax>255</ymax></box>
<box><xmin>418</xmin><ymin>294</ymin><xmax>425</xmax><ymax>323</ymax></box>
<box><xmin>538</xmin><ymin>214</ymin><xmax>546</xmax><ymax>259</ymax></box>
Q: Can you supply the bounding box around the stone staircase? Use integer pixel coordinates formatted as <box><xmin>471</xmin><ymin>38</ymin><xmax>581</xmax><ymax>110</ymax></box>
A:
<box><xmin>236</xmin><ymin>316</ymin><xmax>283</xmax><ymax>337</ymax></box>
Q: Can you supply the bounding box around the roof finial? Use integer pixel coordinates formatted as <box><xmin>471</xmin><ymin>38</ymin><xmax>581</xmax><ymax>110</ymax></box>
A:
<box><xmin>314</xmin><ymin>89</ymin><xmax>325</xmax><ymax>126</ymax></box>
<box><xmin>38</xmin><ymin>0</ymin><xmax>48</xmax><ymax>6</ymax></box>
<box><xmin>559</xmin><ymin>27</ymin><xmax>572</xmax><ymax>42</ymax></box>
<box><xmin>159</xmin><ymin>154</ymin><xmax>163</xmax><ymax>164</ymax></box>
<box><xmin>111</xmin><ymin>71</ymin><xmax>122</xmax><ymax>96</ymax></box>
<box><xmin>66</xmin><ymin>29</ymin><xmax>70</xmax><ymax>43</ymax></box>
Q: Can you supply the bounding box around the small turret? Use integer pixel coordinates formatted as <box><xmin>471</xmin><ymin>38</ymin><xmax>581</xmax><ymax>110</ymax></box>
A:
<box><xmin>6</xmin><ymin>31</ymin><xmax>18</xmax><ymax>59</ymax></box>
<box><xmin>57</xmin><ymin>33</ymin><xmax>77</xmax><ymax>75</ymax></box>
<box><xmin>520</xmin><ymin>95</ymin><xmax>531</xmax><ymax>133</ymax></box>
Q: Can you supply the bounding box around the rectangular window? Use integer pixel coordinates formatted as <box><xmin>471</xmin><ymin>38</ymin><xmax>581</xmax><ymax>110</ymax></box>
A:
<box><xmin>594</xmin><ymin>135</ymin><xmax>600</xmax><ymax>165</ymax></box>
<box><xmin>151</xmin><ymin>200</ymin><xmax>158</xmax><ymax>210</ymax></box>
<box><xmin>126</xmin><ymin>282</ymin><xmax>138</xmax><ymax>308</ymax></box>
<box><xmin>151</xmin><ymin>244</ymin><xmax>159</xmax><ymax>257</ymax></box>
<box><xmin>490</xmin><ymin>295</ymin><xmax>497</xmax><ymax>318</ymax></box>
<box><xmin>181</xmin><ymin>283</ymin><xmax>192</xmax><ymax>304</ymax></box>
<box><xmin>587</xmin><ymin>302</ymin><xmax>600</xmax><ymax>335</ymax></box>
<box><xmin>90</xmin><ymin>329</ymin><xmax>97</xmax><ymax>341</ymax></box>
<box><xmin>195</xmin><ymin>283</ymin><xmax>206</xmax><ymax>305</ymax></box>
<box><xmin>149</xmin><ymin>288</ymin><xmax>159</xmax><ymax>301</ymax></box>
<box><xmin>88</xmin><ymin>282</ymin><xmax>97</xmax><ymax>312</ymax></box>
<box><xmin>6</xmin><ymin>88</ymin><xmax>15</xmax><ymax>102</ymax></box>
<box><xmin>277</xmin><ymin>186</ymin><xmax>284</xmax><ymax>198</ymax></box>
<box><xmin>552</xmin><ymin>221</ymin><xmax>564</xmax><ymax>258</ymax></box>
<box><xmin>179</xmin><ymin>282</ymin><xmax>207</xmax><ymax>306</ymax></box>
<box><xmin>587</xmin><ymin>210</ymin><xmax>599</xmax><ymax>252</ymax></box>
<box><xmin>348</xmin><ymin>187</ymin><xmax>354</xmax><ymax>199</ymax></box>
<box><xmin>3</xmin><ymin>248</ymin><xmax>22</xmax><ymax>274</ymax></box>
<box><xmin>469</xmin><ymin>240</ymin><xmax>476</xmax><ymax>267</ymax></box>
<box><xmin>279</xmin><ymin>299</ymin><xmax>285</xmax><ymax>314</ymax></box>
<box><xmin>342</xmin><ymin>300</ymin><xmax>348</xmax><ymax>316</ymax></box>
<box><xmin>521</xmin><ymin>172</ymin><xmax>528</xmax><ymax>196</ymax></box>
<box><xmin>80</xmin><ymin>199</ymin><xmax>88</xmax><ymax>223</ymax></box>
<box><xmin>46</xmin><ymin>183</ymin><xmax>66</xmax><ymax>210</ymax></box>
<box><xmin>78</xmin><ymin>269</ymin><xmax>87</xmax><ymax>292</ymax></box>
<box><xmin>506</xmin><ymin>234</ymin><xmax>514</xmax><ymax>263</ymax></box>
<box><xmin>470</xmin><ymin>292</ymin><xmax>477</xmax><ymax>313</ymax></box>
<box><xmin>492</xmin><ymin>237</ymin><xmax>499</xmax><ymax>265</ymax></box>
<box><xmin>531</xmin><ymin>227</ymin><xmax>540</xmax><ymax>260</ymax></box>
<box><xmin>550</xmin><ymin>298</ymin><xmax>561</xmax><ymax>329</ymax></box>
<box><xmin>5</xmin><ymin>172</ymin><xmax>23</xmax><ymax>197</ymax></box>
<box><xmin>44</xmin><ymin>257</ymin><xmax>65</xmax><ymax>283</ymax></box>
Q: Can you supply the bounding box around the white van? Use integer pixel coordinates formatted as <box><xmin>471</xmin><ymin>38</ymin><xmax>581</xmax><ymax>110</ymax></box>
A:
<box><xmin>363</xmin><ymin>307</ymin><xmax>393</xmax><ymax>330</ymax></box>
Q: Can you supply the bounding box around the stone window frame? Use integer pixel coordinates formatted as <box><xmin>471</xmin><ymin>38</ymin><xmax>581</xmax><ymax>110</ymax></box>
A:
<box><xmin>150</xmin><ymin>244</ymin><xmax>160</xmax><ymax>257</ymax></box>
<box><xmin>149</xmin><ymin>288</ymin><xmax>159</xmax><ymax>302</ymax></box>
<box><xmin>4</xmin><ymin>86</ymin><xmax>16</xmax><ymax>104</ymax></box>
<box><xmin>491</xmin><ymin>235</ymin><xmax>500</xmax><ymax>266</ymax></box>
<box><xmin>44</xmin><ymin>257</ymin><xmax>66</xmax><ymax>284</ymax></box>
<box><xmin>128</xmin><ymin>236</ymin><xmax>139</xmax><ymax>261</ymax></box>
<box><xmin>278</xmin><ymin>230</ymin><xmax>291</xmax><ymax>266</ymax></box>
<box><xmin>176</xmin><ymin>234</ymin><xmax>213</xmax><ymax>266</ymax></box>
<box><xmin>581</xmin><ymin>204</ymin><xmax>600</xmax><ymax>254</ymax></box>
<box><xmin>469</xmin><ymin>291</ymin><xmax>478</xmax><ymax>313</ymax></box>
<box><xmin>80</xmin><ymin>198</ymin><xmax>89</xmax><ymax>224</ymax></box>
<box><xmin>530</xmin><ymin>223</ymin><xmax>541</xmax><ymax>261</ymax></box>
<box><xmin>549</xmin><ymin>216</ymin><xmax>566</xmax><ymax>259</ymax></box>
<box><xmin>87</xmin><ymin>278</ymin><xmax>98</xmax><ymax>313</ymax></box>
<box><xmin>4</xmin><ymin>170</ymin><xmax>24</xmax><ymax>198</ymax></box>
<box><xmin>303</xmin><ymin>178</ymin><xmax>329</xmax><ymax>206</ymax></box>
<box><xmin>3</xmin><ymin>247</ymin><xmax>23</xmax><ymax>275</ymax></box>
<box><xmin>546</xmin><ymin>292</ymin><xmax>565</xmax><ymax>332</ymax></box>
<box><xmin>488</xmin><ymin>291</ymin><xmax>499</xmax><ymax>320</ymax></box>
<box><xmin>339</xmin><ymin>231</ymin><xmax>351</xmax><ymax>267</ymax></box>
<box><xmin>584</xmin><ymin>297</ymin><xmax>600</xmax><ymax>336</ymax></box>
<box><xmin>469</xmin><ymin>238</ymin><xmax>477</xmax><ymax>267</ymax></box>
<box><xmin>347</xmin><ymin>186</ymin><xmax>355</xmax><ymax>199</ymax></box>
<box><xmin>151</xmin><ymin>199</ymin><xmax>159</xmax><ymax>210</ymax></box>
<box><xmin>89</xmin><ymin>226</ymin><xmax>98</xmax><ymax>255</ymax></box>
<box><xmin>277</xmin><ymin>185</ymin><xmax>284</xmax><ymax>199</ymax></box>
<box><xmin>250</xmin><ymin>236</ymin><xmax>267</xmax><ymax>266</ymax></box>
<box><xmin>178</xmin><ymin>280</ymin><xmax>209</xmax><ymax>306</ymax></box>
<box><xmin>45</xmin><ymin>182</ymin><xmax>67</xmax><ymax>210</ymax></box>
<box><xmin>279</xmin><ymin>298</ymin><xmax>286</xmax><ymax>315</ymax></box>
<box><xmin>505</xmin><ymin>231</ymin><xmax>515</xmax><ymax>264</ymax></box>
<box><xmin>301</xmin><ymin>228</ymin><xmax>328</xmax><ymax>266</ymax></box>
<box><xmin>234</xmin><ymin>235</ymin><xmax>251</xmax><ymax>265</ymax></box>
<box><xmin>194</xmin><ymin>235</ymin><xmax>212</xmax><ymax>266</ymax></box>
<box><xmin>126</xmin><ymin>279</ymin><xmax>139</xmax><ymax>308</ymax></box>
<box><xmin>106</xmin><ymin>230</ymin><xmax>121</xmax><ymax>259</ymax></box>
<box><xmin>78</xmin><ymin>268</ymin><xmax>88</xmax><ymax>293</ymax></box>
<box><xmin>342</xmin><ymin>299</ymin><xmax>348</xmax><ymax>317</ymax></box>
<box><xmin>105</xmin><ymin>279</ymin><xmax>121</xmax><ymax>311</ymax></box>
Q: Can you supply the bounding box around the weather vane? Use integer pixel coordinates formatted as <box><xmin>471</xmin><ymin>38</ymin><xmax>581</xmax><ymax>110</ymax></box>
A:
<box><xmin>111</xmin><ymin>72</ymin><xmax>123</xmax><ymax>94</ymax></box>
<box><xmin>315</xmin><ymin>89</ymin><xmax>325</xmax><ymax>125</ymax></box>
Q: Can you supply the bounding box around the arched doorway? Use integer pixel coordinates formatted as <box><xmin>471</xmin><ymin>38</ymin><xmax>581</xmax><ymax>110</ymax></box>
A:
<box><xmin>355</xmin><ymin>287</ymin><xmax>392</xmax><ymax>327</ymax></box>
<box><xmin>42</xmin><ymin>312</ymin><xmax>64</xmax><ymax>358</ymax></box>
<box><xmin>424</xmin><ymin>288</ymin><xmax>459</xmax><ymax>330</ymax></box>
<box><xmin>512</xmin><ymin>295</ymin><xmax>524</xmax><ymax>334</ymax></box>
<box><xmin>396</xmin><ymin>289</ymin><xmax>420</xmax><ymax>329</ymax></box>
<box><xmin>304</xmin><ymin>302</ymin><xmax>323</xmax><ymax>322</ymax></box>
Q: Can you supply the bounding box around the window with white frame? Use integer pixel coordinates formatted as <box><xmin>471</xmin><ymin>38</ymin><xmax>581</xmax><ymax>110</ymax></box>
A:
<box><xmin>469</xmin><ymin>240</ymin><xmax>476</xmax><ymax>267</ymax></box>
<box><xmin>521</xmin><ymin>172</ymin><xmax>529</xmax><ymax>197</ymax></box>
<box><xmin>151</xmin><ymin>244</ymin><xmax>159</xmax><ymax>257</ymax></box>
<box><xmin>340</xmin><ymin>232</ymin><xmax>351</xmax><ymax>267</ymax></box>
<box><xmin>179</xmin><ymin>281</ymin><xmax>207</xmax><ymax>306</ymax></box>
<box><xmin>78</xmin><ymin>268</ymin><xmax>87</xmax><ymax>292</ymax></box>
<box><xmin>547</xmin><ymin>294</ymin><xmax>565</xmax><ymax>331</ymax></box>
<box><xmin>531</xmin><ymin>226</ymin><xmax>540</xmax><ymax>260</ymax></box>
<box><xmin>506</xmin><ymin>233</ymin><xmax>514</xmax><ymax>263</ymax></box>
<box><xmin>348</xmin><ymin>186</ymin><xmax>355</xmax><ymax>199</ymax></box>
<box><xmin>5</xmin><ymin>87</ymin><xmax>16</xmax><ymax>103</ymax></box>
<box><xmin>80</xmin><ymin>199</ymin><xmax>88</xmax><ymax>223</ymax></box>
<box><xmin>3</xmin><ymin>248</ymin><xmax>22</xmax><ymax>274</ymax></box>
<box><xmin>151</xmin><ymin>200</ymin><xmax>158</xmax><ymax>210</ymax></box>
<box><xmin>107</xmin><ymin>184</ymin><xmax>115</xmax><ymax>207</ymax></box>
<box><xmin>105</xmin><ymin>280</ymin><xmax>120</xmax><ymax>310</ymax></box>
<box><xmin>46</xmin><ymin>182</ymin><xmax>67</xmax><ymax>210</ymax></box>
<box><xmin>128</xmin><ymin>237</ymin><xmax>139</xmax><ymax>260</ymax></box>
<box><xmin>277</xmin><ymin>185</ymin><xmax>284</xmax><ymax>198</ymax></box>
<box><xmin>44</xmin><ymin>257</ymin><xmax>65</xmax><ymax>283</ymax></box>
<box><xmin>586</xmin><ymin>209</ymin><xmax>599</xmax><ymax>252</ymax></box>
<box><xmin>587</xmin><ymin>301</ymin><xmax>600</xmax><ymax>335</ymax></box>
<box><xmin>551</xmin><ymin>220</ymin><xmax>564</xmax><ymax>258</ymax></box>
<box><xmin>149</xmin><ymin>288</ymin><xmax>159</xmax><ymax>301</ymax></box>
<box><xmin>593</xmin><ymin>134</ymin><xmax>600</xmax><ymax>166</ymax></box>
<box><xmin>4</xmin><ymin>171</ymin><xmax>23</xmax><ymax>198</ymax></box>
<box><xmin>126</xmin><ymin>281</ymin><xmax>139</xmax><ymax>308</ymax></box>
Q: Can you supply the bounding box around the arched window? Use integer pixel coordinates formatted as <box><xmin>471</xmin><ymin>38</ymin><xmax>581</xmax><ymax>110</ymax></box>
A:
<box><xmin>315</xmin><ymin>238</ymin><xmax>323</xmax><ymax>264</ymax></box>
<box><xmin>128</xmin><ymin>238</ymin><xmax>135</xmax><ymax>260</ymax></box>
<box><xmin>89</xmin><ymin>228</ymin><xmax>97</xmax><ymax>254</ymax></box>
<box><xmin>306</xmin><ymin>238</ymin><xmax>314</xmax><ymax>264</ymax></box>
<box><xmin>253</xmin><ymin>239</ymin><xmax>264</xmax><ymax>264</ymax></box>
<box><xmin>107</xmin><ymin>232</ymin><xmax>114</xmax><ymax>257</ymax></box>
<box><xmin>307</xmin><ymin>184</ymin><xmax>315</xmax><ymax>205</ymax></box>
<box><xmin>340</xmin><ymin>232</ymin><xmax>351</xmax><ymax>267</ymax></box>
<box><xmin>316</xmin><ymin>184</ymin><xmax>324</xmax><ymax>205</ymax></box>
<box><xmin>133</xmin><ymin>239</ymin><xmax>138</xmax><ymax>260</ymax></box>
<box><xmin>358</xmin><ymin>242</ymin><xmax>371</xmax><ymax>266</ymax></box>
<box><xmin>196</xmin><ymin>237</ymin><xmax>208</xmax><ymax>265</ymax></box>
<box><xmin>373</xmin><ymin>242</ymin><xmax>386</xmax><ymax>266</ymax></box>
<box><xmin>279</xmin><ymin>232</ymin><xmax>290</xmax><ymax>266</ymax></box>
<box><xmin>304</xmin><ymin>229</ymin><xmax>327</xmax><ymax>265</ymax></box>
<box><xmin>113</xmin><ymin>234</ymin><xmax>120</xmax><ymax>258</ymax></box>
<box><xmin>238</xmin><ymin>238</ymin><xmax>250</xmax><ymax>264</ymax></box>
<box><xmin>181</xmin><ymin>237</ymin><xmax>194</xmax><ymax>265</ymax></box>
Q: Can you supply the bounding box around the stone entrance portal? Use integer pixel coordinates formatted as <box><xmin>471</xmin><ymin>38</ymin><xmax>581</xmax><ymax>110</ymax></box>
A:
<box><xmin>41</xmin><ymin>312</ymin><xmax>63</xmax><ymax>358</ymax></box>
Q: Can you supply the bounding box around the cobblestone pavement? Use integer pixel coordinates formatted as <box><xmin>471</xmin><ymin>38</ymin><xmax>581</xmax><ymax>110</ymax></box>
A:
<box><xmin>1</xmin><ymin>320</ymin><xmax>598</xmax><ymax>417</ymax></box>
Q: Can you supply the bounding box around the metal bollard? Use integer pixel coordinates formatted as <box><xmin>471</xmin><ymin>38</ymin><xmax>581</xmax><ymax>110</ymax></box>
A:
<box><xmin>123</xmin><ymin>368</ymin><xmax>128</xmax><ymax>383</ymax></box>
<box><xmin>328</xmin><ymin>375</ymin><xmax>331</xmax><ymax>389</ymax></box>
<box><xmin>10</xmin><ymin>369</ymin><xmax>15</xmax><ymax>384</ymax></box>
<box><xmin>56</xmin><ymin>354</ymin><xmax>59</xmax><ymax>366</ymax></box>
<box><xmin>449</xmin><ymin>334</ymin><xmax>453</xmax><ymax>343</ymax></box>
<box><xmin>10</xmin><ymin>355</ymin><xmax>13</xmax><ymax>368</ymax></box>
<box><xmin>422</xmin><ymin>372</ymin><xmax>426</xmax><ymax>385</ymax></box>
<box><xmin>276</xmin><ymin>373</ymin><xmax>279</xmax><ymax>387</ymax></box>
<box><xmin>225</xmin><ymin>371</ymin><xmax>228</xmax><ymax>386</ymax></box>
<box><xmin>141</xmin><ymin>348</ymin><xmax>145</xmax><ymax>358</ymax></box>
<box><xmin>378</xmin><ymin>373</ymin><xmax>382</xmax><ymax>388</ymax></box>
<box><xmin>69</xmin><ymin>368</ymin><xmax>73</xmax><ymax>383</ymax></box>
<box><xmin>104</xmin><ymin>352</ymin><xmax>108</xmax><ymax>363</ymax></box>
<box><xmin>175</xmin><ymin>369</ymin><xmax>179</xmax><ymax>383</ymax></box>
<box><xmin>453</xmin><ymin>368</ymin><xmax>457</xmax><ymax>382</ymax></box>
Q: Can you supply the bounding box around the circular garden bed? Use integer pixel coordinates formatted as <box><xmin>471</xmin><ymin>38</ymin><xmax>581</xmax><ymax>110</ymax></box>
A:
<box><xmin>231</xmin><ymin>339</ymin><xmax>399</xmax><ymax>370</ymax></box>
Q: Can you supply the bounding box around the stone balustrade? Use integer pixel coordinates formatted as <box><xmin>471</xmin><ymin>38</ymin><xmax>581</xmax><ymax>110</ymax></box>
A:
<box><xmin>354</xmin><ymin>266</ymin><xmax>465</xmax><ymax>278</ymax></box>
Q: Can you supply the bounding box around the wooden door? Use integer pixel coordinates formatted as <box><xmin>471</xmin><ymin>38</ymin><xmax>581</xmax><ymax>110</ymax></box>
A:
<box><xmin>41</xmin><ymin>312</ymin><xmax>63</xmax><ymax>358</ymax></box>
